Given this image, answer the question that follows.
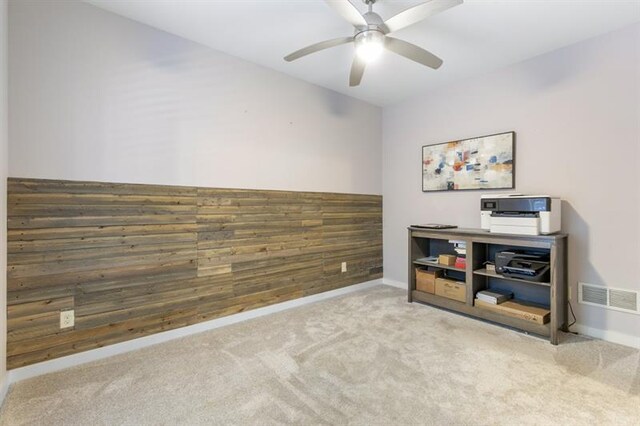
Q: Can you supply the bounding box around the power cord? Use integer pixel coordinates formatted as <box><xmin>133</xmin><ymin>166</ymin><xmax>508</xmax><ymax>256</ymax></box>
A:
<box><xmin>566</xmin><ymin>300</ymin><xmax>579</xmax><ymax>335</ymax></box>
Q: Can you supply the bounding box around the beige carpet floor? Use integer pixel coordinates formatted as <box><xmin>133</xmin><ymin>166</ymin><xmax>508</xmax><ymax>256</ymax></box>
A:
<box><xmin>1</xmin><ymin>285</ymin><xmax>639</xmax><ymax>425</ymax></box>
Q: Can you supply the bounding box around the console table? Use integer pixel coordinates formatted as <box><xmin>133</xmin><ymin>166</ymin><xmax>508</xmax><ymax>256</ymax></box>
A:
<box><xmin>408</xmin><ymin>227</ymin><xmax>568</xmax><ymax>344</ymax></box>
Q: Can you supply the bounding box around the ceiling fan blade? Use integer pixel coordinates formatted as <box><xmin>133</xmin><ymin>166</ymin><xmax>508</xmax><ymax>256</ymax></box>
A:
<box><xmin>349</xmin><ymin>55</ymin><xmax>367</xmax><ymax>87</ymax></box>
<box><xmin>349</xmin><ymin>55</ymin><xmax>366</xmax><ymax>87</ymax></box>
<box><xmin>380</xmin><ymin>0</ymin><xmax>463</xmax><ymax>34</ymax></box>
<box><xmin>284</xmin><ymin>37</ymin><xmax>353</xmax><ymax>62</ymax></box>
<box><xmin>324</xmin><ymin>0</ymin><xmax>367</xmax><ymax>27</ymax></box>
<box><xmin>384</xmin><ymin>37</ymin><xmax>443</xmax><ymax>69</ymax></box>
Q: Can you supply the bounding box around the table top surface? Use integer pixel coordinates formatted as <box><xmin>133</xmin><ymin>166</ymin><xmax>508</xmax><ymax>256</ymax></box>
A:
<box><xmin>408</xmin><ymin>226</ymin><xmax>567</xmax><ymax>241</ymax></box>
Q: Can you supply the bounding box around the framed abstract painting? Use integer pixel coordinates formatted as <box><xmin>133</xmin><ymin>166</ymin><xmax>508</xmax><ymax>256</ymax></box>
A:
<box><xmin>422</xmin><ymin>131</ymin><xmax>515</xmax><ymax>192</ymax></box>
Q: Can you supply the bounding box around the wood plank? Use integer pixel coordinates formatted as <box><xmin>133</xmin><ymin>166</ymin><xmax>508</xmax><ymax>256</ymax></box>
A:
<box><xmin>8</xmin><ymin>232</ymin><xmax>197</xmax><ymax>255</ymax></box>
<box><xmin>75</xmin><ymin>280</ymin><xmax>232</xmax><ymax>310</ymax></box>
<box><xmin>8</xmin><ymin>223</ymin><xmax>198</xmax><ymax>241</ymax></box>
<box><xmin>9</xmin><ymin>241</ymin><xmax>196</xmax><ymax>265</ymax></box>
<box><xmin>8</xmin><ymin>177</ymin><xmax>196</xmax><ymax>197</ymax></box>
<box><xmin>8</xmin><ymin>193</ymin><xmax>196</xmax><ymax>206</ymax></box>
<box><xmin>8</xmin><ymin>286</ymin><xmax>77</xmax><ymax>305</ymax></box>
<box><xmin>9</xmin><ymin>204</ymin><xmax>196</xmax><ymax>217</ymax></box>
<box><xmin>8</xmin><ymin>258</ymin><xmax>196</xmax><ymax>291</ymax></box>
<box><xmin>8</xmin><ymin>297</ymin><xmax>74</xmax><ymax>319</ymax></box>
<box><xmin>8</xmin><ymin>249</ymin><xmax>197</xmax><ymax>279</ymax></box>
<box><xmin>74</xmin><ymin>270</ymin><xmax>199</xmax><ymax>294</ymax></box>
<box><xmin>9</xmin><ymin>214</ymin><xmax>196</xmax><ymax>229</ymax></box>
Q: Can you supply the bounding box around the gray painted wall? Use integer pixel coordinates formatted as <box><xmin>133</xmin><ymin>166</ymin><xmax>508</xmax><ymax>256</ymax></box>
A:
<box><xmin>1</xmin><ymin>0</ymin><xmax>8</xmax><ymax>394</ymax></box>
<box><xmin>383</xmin><ymin>23</ymin><xmax>640</xmax><ymax>346</ymax></box>
<box><xmin>8</xmin><ymin>0</ymin><xmax>382</xmax><ymax>195</ymax></box>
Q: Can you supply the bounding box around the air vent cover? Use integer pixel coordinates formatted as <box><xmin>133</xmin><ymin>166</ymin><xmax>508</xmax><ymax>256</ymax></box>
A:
<box><xmin>581</xmin><ymin>285</ymin><xmax>607</xmax><ymax>306</ymax></box>
<box><xmin>579</xmin><ymin>283</ymin><xmax>639</xmax><ymax>315</ymax></box>
<box><xmin>609</xmin><ymin>289</ymin><xmax>638</xmax><ymax>312</ymax></box>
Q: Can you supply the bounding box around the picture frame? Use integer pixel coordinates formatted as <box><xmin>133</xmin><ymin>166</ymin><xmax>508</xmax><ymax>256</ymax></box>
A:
<box><xmin>422</xmin><ymin>131</ymin><xmax>515</xmax><ymax>192</ymax></box>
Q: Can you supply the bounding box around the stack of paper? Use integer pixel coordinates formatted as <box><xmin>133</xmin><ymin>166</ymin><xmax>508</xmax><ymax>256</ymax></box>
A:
<box><xmin>476</xmin><ymin>289</ymin><xmax>513</xmax><ymax>305</ymax></box>
<box><xmin>449</xmin><ymin>239</ymin><xmax>466</xmax><ymax>256</ymax></box>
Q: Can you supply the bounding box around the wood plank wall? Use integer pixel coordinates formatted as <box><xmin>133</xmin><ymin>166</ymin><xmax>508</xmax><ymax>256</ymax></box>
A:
<box><xmin>6</xmin><ymin>178</ymin><xmax>382</xmax><ymax>369</ymax></box>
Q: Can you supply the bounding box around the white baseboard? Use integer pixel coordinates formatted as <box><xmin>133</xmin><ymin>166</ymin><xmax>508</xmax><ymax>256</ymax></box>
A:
<box><xmin>7</xmin><ymin>279</ymin><xmax>383</xmax><ymax>384</ymax></box>
<box><xmin>382</xmin><ymin>278</ymin><xmax>406</xmax><ymax>289</ymax></box>
<box><xmin>572</xmin><ymin>323</ymin><xmax>640</xmax><ymax>349</ymax></box>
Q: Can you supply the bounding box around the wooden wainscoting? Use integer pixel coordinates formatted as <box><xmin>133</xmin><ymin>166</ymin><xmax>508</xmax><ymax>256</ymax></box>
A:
<box><xmin>6</xmin><ymin>178</ymin><xmax>383</xmax><ymax>368</ymax></box>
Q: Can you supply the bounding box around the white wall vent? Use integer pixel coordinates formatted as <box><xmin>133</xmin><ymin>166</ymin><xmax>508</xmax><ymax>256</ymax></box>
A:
<box><xmin>579</xmin><ymin>283</ymin><xmax>639</xmax><ymax>315</ymax></box>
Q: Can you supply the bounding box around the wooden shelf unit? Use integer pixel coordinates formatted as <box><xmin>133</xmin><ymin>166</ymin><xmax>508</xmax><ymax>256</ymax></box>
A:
<box><xmin>408</xmin><ymin>227</ymin><xmax>567</xmax><ymax>344</ymax></box>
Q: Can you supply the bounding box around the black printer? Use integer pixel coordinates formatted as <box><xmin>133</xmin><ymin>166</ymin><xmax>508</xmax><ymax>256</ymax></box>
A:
<box><xmin>495</xmin><ymin>251</ymin><xmax>550</xmax><ymax>282</ymax></box>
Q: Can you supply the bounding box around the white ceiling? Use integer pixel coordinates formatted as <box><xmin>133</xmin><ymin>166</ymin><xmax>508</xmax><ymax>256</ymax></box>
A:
<box><xmin>85</xmin><ymin>0</ymin><xmax>640</xmax><ymax>106</ymax></box>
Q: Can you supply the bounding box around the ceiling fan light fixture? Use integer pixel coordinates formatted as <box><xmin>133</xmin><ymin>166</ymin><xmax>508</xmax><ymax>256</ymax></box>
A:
<box><xmin>284</xmin><ymin>0</ymin><xmax>464</xmax><ymax>86</ymax></box>
<box><xmin>354</xmin><ymin>30</ymin><xmax>384</xmax><ymax>63</ymax></box>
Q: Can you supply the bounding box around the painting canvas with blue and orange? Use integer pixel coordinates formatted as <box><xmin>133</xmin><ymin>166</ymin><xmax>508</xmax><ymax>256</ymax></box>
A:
<box><xmin>422</xmin><ymin>132</ymin><xmax>514</xmax><ymax>192</ymax></box>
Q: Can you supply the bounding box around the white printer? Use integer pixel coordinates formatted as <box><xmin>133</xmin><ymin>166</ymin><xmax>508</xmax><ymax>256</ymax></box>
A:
<box><xmin>480</xmin><ymin>194</ymin><xmax>561</xmax><ymax>235</ymax></box>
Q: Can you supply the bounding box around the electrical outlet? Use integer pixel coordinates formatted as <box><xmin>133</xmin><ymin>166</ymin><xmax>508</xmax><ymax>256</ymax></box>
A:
<box><xmin>341</xmin><ymin>262</ymin><xmax>347</xmax><ymax>273</ymax></box>
<box><xmin>60</xmin><ymin>310</ymin><xmax>75</xmax><ymax>329</ymax></box>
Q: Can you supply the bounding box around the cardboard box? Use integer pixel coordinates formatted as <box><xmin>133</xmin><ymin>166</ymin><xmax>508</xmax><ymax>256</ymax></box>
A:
<box><xmin>438</xmin><ymin>254</ymin><xmax>457</xmax><ymax>266</ymax></box>
<box><xmin>475</xmin><ymin>299</ymin><xmax>550</xmax><ymax>325</ymax></box>
<box><xmin>415</xmin><ymin>268</ymin><xmax>442</xmax><ymax>294</ymax></box>
<box><xmin>435</xmin><ymin>277</ymin><xmax>466</xmax><ymax>303</ymax></box>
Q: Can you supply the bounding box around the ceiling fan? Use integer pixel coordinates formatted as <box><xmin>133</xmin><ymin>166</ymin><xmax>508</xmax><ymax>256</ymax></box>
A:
<box><xmin>284</xmin><ymin>0</ymin><xmax>463</xmax><ymax>87</ymax></box>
